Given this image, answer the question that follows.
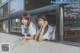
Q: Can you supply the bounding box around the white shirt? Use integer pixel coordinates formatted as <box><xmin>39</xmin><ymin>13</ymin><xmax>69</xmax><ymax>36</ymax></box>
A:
<box><xmin>36</xmin><ymin>25</ymin><xmax>56</xmax><ymax>40</ymax></box>
<box><xmin>21</xmin><ymin>22</ymin><xmax>36</xmax><ymax>36</ymax></box>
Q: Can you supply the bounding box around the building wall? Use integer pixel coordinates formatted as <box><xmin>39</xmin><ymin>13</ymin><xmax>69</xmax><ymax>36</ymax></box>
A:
<box><xmin>0</xmin><ymin>0</ymin><xmax>2</xmax><ymax>5</ymax></box>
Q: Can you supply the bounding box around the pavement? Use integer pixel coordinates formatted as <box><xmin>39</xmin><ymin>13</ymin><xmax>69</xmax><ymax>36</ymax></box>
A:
<box><xmin>0</xmin><ymin>33</ymin><xmax>80</xmax><ymax>53</ymax></box>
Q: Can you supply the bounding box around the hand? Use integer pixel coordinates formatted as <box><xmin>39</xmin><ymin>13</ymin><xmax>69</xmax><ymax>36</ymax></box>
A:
<box><xmin>43</xmin><ymin>21</ymin><xmax>48</xmax><ymax>27</ymax></box>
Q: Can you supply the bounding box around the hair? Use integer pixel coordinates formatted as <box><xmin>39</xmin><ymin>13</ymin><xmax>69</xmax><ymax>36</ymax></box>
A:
<box><xmin>36</xmin><ymin>14</ymin><xmax>48</xmax><ymax>35</ymax></box>
<box><xmin>36</xmin><ymin>14</ymin><xmax>47</xmax><ymax>22</ymax></box>
<box><xmin>20</xmin><ymin>12</ymin><xmax>31</xmax><ymax>26</ymax></box>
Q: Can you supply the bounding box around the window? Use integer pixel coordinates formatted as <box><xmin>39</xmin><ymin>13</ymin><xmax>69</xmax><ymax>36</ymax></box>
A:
<box><xmin>25</xmin><ymin>0</ymin><xmax>56</xmax><ymax>10</ymax></box>
<box><xmin>3</xmin><ymin>4</ymin><xmax>8</xmax><ymax>17</ymax></box>
<box><xmin>2</xmin><ymin>0</ymin><xmax>8</xmax><ymax>4</ymax></box>
<box><xmin>0</xmin><ymin>21</ymin><xmax>3</xmax><ymax>31</ymax></box>
<box><xmin>10</xmin><ymin>18</ymin><xmax>21</xmax><ymax>33</ymax></box>
<box><xmin>10</xmin><ymin>0</ymin><xmax>24</xmax><ymax>13</ymax></box>
<box><xmin>64</xmin><ymin>4</ymin><xmax>80</xmax><ymax>42</ymax></box>
<box><xmin>31</xmin><ymin>11</ymin><xmax>56</xmax><ymax>41</ymax></box>
<box><xmin>64</xmin><ymin>0</ymin><xmax>80</xmax><ymax>2</ymax></box>
<box><xmin>0</xmin><ymin>8</ymin><xmax>3</xmax><ymax>17</ymax></box>
<box><xmin>3</xmin><ymin>20</ymin><xmax>9</xmax><ymax>33</ymax></box>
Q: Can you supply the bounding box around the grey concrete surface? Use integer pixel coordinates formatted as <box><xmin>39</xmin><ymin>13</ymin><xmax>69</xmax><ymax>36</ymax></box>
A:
<box><xmin>0</xmin><ymin>33</ymin><xmax>80</xmax><ymax>53</ymax></box>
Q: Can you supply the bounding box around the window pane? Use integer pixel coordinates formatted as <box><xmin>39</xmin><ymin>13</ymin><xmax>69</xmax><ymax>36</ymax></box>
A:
<box><xmin>10</xmin><ymin>0</ymin><xmax>24</xmax><ymax>13</ymax></box>
<box><xmin>64</xmin><ymin>4</ymin><xmax>80</xmax><ymax>42</ymax></box>
<box><xmin>10</xmin><ymin>18</ymin><xmax>21</xmax><ymax>33</ymax></box>
<box><xmin>0</xmin><ymin>21</ymin><xmax>3</xmax><ymax>31</ymax></box>
<box><xmin>25</xmin><ymin>0</ymin><xmax>56</xmax><ymax>10</ymax></box>
<box><xmin>2</xmin><ymin>0</ymin><xmax>8</xmax><ymax>4</ymax></box>
<box><xmin>0</xmin><ymin>8</ymin><xmax>3</xmax><ymax>17</ymax></box>
<box><xmin>3</xmin><ymin>4</ymin><xmax>8</xmax><ymax>17</ymax></box>
<box><xmin>64</xmin><ymin>0</ymin><xmax>80</xmax><ymax>2</ymax></box>
<box><xmin>31</xmin><ymin>11</ymin><xmax>56</xmax><ymax>41</ymax></box>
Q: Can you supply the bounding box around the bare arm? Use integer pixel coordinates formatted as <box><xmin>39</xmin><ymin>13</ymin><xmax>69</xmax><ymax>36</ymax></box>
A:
<box><xmin>38</xmin><ymin>26</ymin><xmax>46</xmax><ymax>41</ymax></box>
<box><xmin>26</xmin><ymin>35</ymin><xmax>34</xmax><ymax>40</ymax></box>
<box><xmin>35</xmin><ymin>35</ymin><xmax>38</xmax><ymax>40</ymax></box>
<box><xmin>38</xmin><ymin>21</ymin><xmax>48</xmax><ymax>41</ymax></box>
<box><xmin>35</xmin><ymin>28</ymin><xmax>43</xmax><ymax>40</ymax></box>
<box><xmin>22</xmin><ymin>33</ymin><xmax>34</xmax><ymax>40</ymax></box>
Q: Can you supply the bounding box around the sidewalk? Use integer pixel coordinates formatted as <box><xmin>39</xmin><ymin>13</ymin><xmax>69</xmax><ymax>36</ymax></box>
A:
<box><xmin>0</xmin><ymin>33</ymin><xmax>80</xmax><ymax>53</ymax></box>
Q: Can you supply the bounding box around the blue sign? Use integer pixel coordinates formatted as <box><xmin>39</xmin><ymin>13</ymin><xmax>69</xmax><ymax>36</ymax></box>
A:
<box><xmin>50</xmin><ymin>1</ymin><xmax>80</xmax><ymax>4</ymax></box>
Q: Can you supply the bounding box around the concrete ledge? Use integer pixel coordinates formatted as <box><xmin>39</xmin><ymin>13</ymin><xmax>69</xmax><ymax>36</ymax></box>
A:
<box><xmin>0</xmin><ymin>33</ymin><xmax>80</xmax><ymax>53</ymax></box>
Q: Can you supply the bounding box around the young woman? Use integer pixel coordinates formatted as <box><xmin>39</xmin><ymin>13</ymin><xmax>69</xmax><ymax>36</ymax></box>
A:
<box><xmin>20</xmin><ymin>12</ymin><xmax>36</xmax><ymax>45</ymax></box>
<box><xmin>35</xmin><ymin>14</ymin><xmax>54</xmax><ymax>41</ymax></box>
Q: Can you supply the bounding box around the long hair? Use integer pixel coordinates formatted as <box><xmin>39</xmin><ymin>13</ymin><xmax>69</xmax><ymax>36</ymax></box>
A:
<box><xmin>20</xmin><ymin>12</ymin><xmax>31</xmax><ymax>26</ymax></box>
<box><xmin>36</xmin><ymin>14</ymin><xmax>48</xmax><ymax>35</ymax></box>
